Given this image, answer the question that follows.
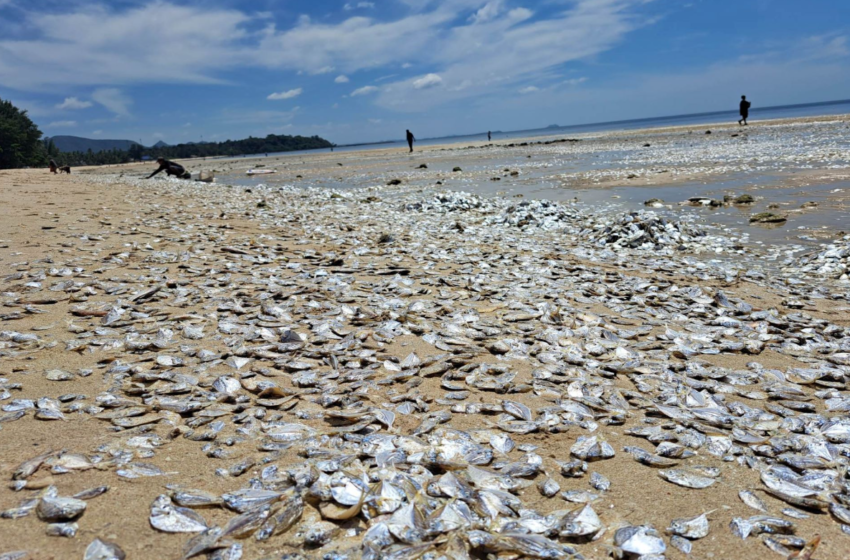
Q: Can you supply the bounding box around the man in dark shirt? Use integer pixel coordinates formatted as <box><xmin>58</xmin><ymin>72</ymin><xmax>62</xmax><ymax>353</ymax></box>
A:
<box><xmin>739</xmin><ymin>95</ymin><xmax>751</xmax><ymax>126</ymax></box>
<box><xmin>406</xmin><ymin>129</ymin><xmax>415</xmax><ymax>153</ymax></box>
<box><xmin>147</xmin><ymin>158</ymin><xmax>191</xmax><ymax>179</ymax></box>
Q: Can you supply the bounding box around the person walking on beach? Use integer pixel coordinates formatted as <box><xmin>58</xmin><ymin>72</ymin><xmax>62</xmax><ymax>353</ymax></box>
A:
<box><xmin>406</xmin><ymin>129</ymin><xmax>415</xmax><ymax>153</ymax></box>
<box><xmin>488</xmin><ymin>131</ymin><xmax>492</xmax><ymax>142</ymax></box>
<box><xmin>146</xmin><ymin>157</ymin><xmax>191</xmax><ymax>179</ymax></box>
<box><xmin>739</xmin><ymin>95</ymin><xmax>751</xmax><ymax>126</ymax></box>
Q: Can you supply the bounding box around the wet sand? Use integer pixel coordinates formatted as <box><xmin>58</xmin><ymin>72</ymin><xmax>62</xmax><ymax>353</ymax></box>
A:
<box><xmin>1</xmin><ymin>114</ymin><xmax>850</xmax><ymax>560</ymax></box>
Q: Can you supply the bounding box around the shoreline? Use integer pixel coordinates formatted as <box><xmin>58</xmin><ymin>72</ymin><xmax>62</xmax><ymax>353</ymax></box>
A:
<box><xmin>75</xmin><ymin>111</ymin><xmax>850</xmax><ymax>170</ymax></box>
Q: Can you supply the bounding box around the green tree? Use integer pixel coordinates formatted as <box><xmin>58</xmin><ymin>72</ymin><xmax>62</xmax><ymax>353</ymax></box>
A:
<box><xmin>0</xmin><ymin>97</ymin><xmax>47</xmax><ymax>169</ymax></box>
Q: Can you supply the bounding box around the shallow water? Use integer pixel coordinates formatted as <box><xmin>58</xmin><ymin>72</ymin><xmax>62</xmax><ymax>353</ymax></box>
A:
<box><xmin>212</xmin><ymin>118</ymin><xmax>850</xmax><ymax>264</ymax></box>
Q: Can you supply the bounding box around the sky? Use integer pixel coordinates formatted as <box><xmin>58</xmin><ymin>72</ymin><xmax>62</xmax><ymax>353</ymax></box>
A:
<box><xmin>1</xmin><ymin>0</ymin><xmax>849</xmax><ymax>146</ymax></box>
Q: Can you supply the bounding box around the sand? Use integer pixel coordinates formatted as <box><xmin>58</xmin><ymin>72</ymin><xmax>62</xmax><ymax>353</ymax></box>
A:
<box><xmin>1</xmin><ymin>114</ymin><xmax>849</xmax><ymax>559</ymax></box>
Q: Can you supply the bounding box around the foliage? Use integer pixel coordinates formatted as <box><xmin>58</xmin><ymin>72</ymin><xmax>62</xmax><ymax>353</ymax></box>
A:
<box><xmin>50</xmin><ymin>147</ymin><xmax>134</xmax><ymax>167</ymax></box>
<box><xmin>139</xmin><ymin>134</ymin><xmax>334</xmax><ymax>159</ymax></box>
<box><xmin>51</xmin><ymin>134</ymin><xmax>334</xmax><ymax>166</ymax></box>
<box><xmin>0</xmin><ymin>98</ymin><xmax>47</xmax><ymax>169</ymax></box>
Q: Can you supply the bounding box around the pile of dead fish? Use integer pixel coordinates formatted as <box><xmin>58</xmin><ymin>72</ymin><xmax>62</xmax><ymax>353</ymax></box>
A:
<box><xmin>789</xmin><ymin>235</ymin><xmax>850</xmax><ymax>281</ymax></box>
<box><xmin>582</xmin><ymin>210</ymin><xmax>726</xmax><ymax>253</ymax></box>
<box><xmin>1</xmin><ymin>172</ymin><xmax>849</xmax><ymax>560</ymax></box>
<box><xmin>484</xmin><ymin>198</ymin><xmax>581</xmax><ymax>231</ymax></box>
<box><xmin>402</xmin><ymin>191</ymin><xmax>581</xmax><ymax>232</ymax></box>
<box><xmin>402</xmin><ymin>190</ymin><xmax>488</xmax><ymax>213</ymax></box>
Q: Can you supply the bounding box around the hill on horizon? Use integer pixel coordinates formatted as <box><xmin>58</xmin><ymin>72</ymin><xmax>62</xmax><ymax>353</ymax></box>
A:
<box><xmin>49</xmin><ymin>135</ymin><xmax>140</xmax><ymax>154</ymax></box>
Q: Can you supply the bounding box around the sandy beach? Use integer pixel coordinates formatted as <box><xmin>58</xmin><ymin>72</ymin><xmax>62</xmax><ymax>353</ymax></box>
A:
<box><xmin>2</xmin><ymin>114</ymin><xmax>850</xmax><ymax>560</ymax></box>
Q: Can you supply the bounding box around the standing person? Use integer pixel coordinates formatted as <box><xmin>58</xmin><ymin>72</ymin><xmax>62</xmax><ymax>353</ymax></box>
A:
<box><xmin>48</xmin><ymin>159</ymin><xmax>58</xmax><ymax>174</ymax></box>
<box><xmin>146</xmin><ymin>157</ymin><xmax>191</xmax><ymax>179</ymax></box>
<box><xmin>488</xmin><ymin>131</ymin><xmax>492</xmax><ymax>142</ymax></box>
<box><xmin>406</xmin><ymin>129</ymin><xmax>415</xmax><ymax>153</ymax></box>
<box><xmin>738</xmin><ymin>95</ymin><xmax>751</xmax><ymax>126</ymax></box>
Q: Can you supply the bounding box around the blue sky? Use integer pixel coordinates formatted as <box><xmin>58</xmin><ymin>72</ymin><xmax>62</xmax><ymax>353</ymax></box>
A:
<box><xmin>1</xmin><ymin>0</ymin><xmax>849</xmax><ymax>145</ymax></box>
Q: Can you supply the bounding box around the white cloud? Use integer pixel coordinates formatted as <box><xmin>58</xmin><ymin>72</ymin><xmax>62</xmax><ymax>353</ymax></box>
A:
<box><xmin>47</xmin><ymin>120</ymin><xmax>76</xmax><ymax>127</ymax></box>
<box><xmin>0</xmin><ymin>3</ymin><xmax>250</xmax><ymax>89</ymax></box>
<box><xmin>267</xmin><ymin>88</ymin><xmax>303</xmax><ymax>100</ymax></box>
<box><xmin>352</xmin><ymin>85</ymin><xmax>379</xmax><ymax>96</ymax></box>
<box><xmin>470</xmin><ymin>0</ymin><xmax>504</xmax><ymax>23</ymax></box>
<box><xmin>344</xmin><ymin>2</ymin><xmax>375</xmax><ymax>10</ymax></box>
<box><xmin>56</xmin><ymin>97</ymin><xmax>92</xmax><ymax>110</ymax></box>
<box><xmin>335</xmin><ymin>75</ymin><xmax>350</xmax><ymax>83</ymax></box>
<box><xmin>92</xmin><ymin>88</ymin><xmax>132</xmax><ymax>117</ymax></box>
<box><xmin>519</xmin><ymin>86</ymin><xmax>540</xmax><ymax>94</ymax></box>
<box><xmin>314</xmin><ymin>66</ymin><xmax>335</xmax><ymax>75</ymax></box>
<box><xmin>563</xmin><ymin>77</ymin><xmax>588</xmax><ymax>86</ymax></box>
<box><xmin>413</xmin><ymin>73</ymin><xmax>443</xmax><ymax>89</ymax></box>
<box><xmin>255</xmin><ymin>9</ymin><xmax>458</xmax><ymax>75</ymax></box>
<box><xmin>376</xmin><ymin>0</ymin><xmax>650</xmax><ymax>111</ymax></box>
<box><xmin>92</xmin><ymin>130</ymin><xmax>103</xmax><ymax>135</ymax></box>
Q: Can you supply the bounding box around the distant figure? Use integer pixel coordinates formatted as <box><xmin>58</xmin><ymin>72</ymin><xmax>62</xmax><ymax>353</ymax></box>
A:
<box><xmin>49</xmin><ymin>159</ymin><xmax>58</xmax><ymax>174</ymax></box>
<box><xmin>59</xmin><ymin>165</ymin><xmax>71</xmax><ymax>174</ymax></box>
<box><xmin>739</xmin><ymin>95</ymin><xmax>751</xmax><ymax>126</ymax></box>
<box><xmin>488</xmin><ymin>131</ymin><xmax>492</xmax><ymax>142</ymax></box>
<box><xmin>406</xmin><ymin>129</ymin><xmax>415</xmax><ymax>153</ymax></box>
<box><xmin>146</xmin><ymin>157</ymin><xmax>191</xmax><ymax>179</ymax></box>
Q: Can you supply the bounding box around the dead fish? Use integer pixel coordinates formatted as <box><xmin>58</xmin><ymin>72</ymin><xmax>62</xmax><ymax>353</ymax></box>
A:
<box><xmin>622</xmin><ymin>446</ymin><xmax>678</xmax><ymax>467</ymax></box>
<box><xmin>221</xmin><ymin>506</ymin><xmax>270</xmax><ymax>539</ymax></box>
<box><xmin>45</xmin><ymin>522</ymin><xmax>78</xmax><ymax>537</ymax></box>
<box><xmin>171</xmin><ymin>488</ymin><xmax>223</xmax><ymax>508</ymax></box>
<box><xmin>255</xmin><ymin>495</ymin><xmax>303</xmax><ymax>541</ymax></box>
<box><xmin>36</xmin><ymin>495</ymin><xmax>87</xmax><ymax>522</ymax></box>
<box><xmin>12</xmin><ymin>450</ymin><xmax>55</xmax><ymax>480</ymax></box>
<box><xmin>537</xmin><ymin>477</ymin><xmax>560</xmax><ymax>498</ymax></box>
<box><xmin>570</xmin><ymin>435</ymin><xmax>615</xmax><ymax>461</ymax></box>
<box><xmin>116</xmin><ymin>462</ymin><xmax>171</xmax><ymax>479</ymax></box>
<box><xmin>589</xmin><ymin>472</ymin><xmax>610</xmax><ymax>491</ymax></box>
<box><xmin>558</xmin><ymin>503</ymin><xmax>603</xmax><ymax>538</ymax></box>
<box><xmin>658</xmin><ymin>469</ymin><xmax>716</xmax><ymax>489</ymax></box>
<box><xmin>668</xmin><ymin>512</ymin><xmax>712</xmax><ymax>539</ymax></box>
<box><xmin>739</xmin><ymin>490</ymin><xmax>768</xmax><ymax>513</ymax></box>
<box><xmin>84</xmin><ymin>538</ymin><xmax>125</xmax><ymax>560</ymax></box>
<box><xmin>150</xmin><ymin>495</ymin><xmax>209</xmax><ymax>533</ymax></box>
<box><xmin>73</xmin><ymin>486</ymin><xmax>109</xmax><ymax>500</ymax></box>
<box><xmin>182</xmin><ymin>527</ymin><xmax>224</xmax><ymax>559</ymax></box>
<box><xmin>670</xmin><ymin>534</ymin><xmax>692</xmax><ymax>554</ymax></box>
<box><xmin>613</xmin><ymin>525</ymin><xmax>666</xmax><ymax>557</ymax></box>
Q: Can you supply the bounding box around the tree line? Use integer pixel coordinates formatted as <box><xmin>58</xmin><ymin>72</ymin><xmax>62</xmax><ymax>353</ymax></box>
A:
<box><xmin>0</xmin><ymin>97</ymin><xmax>333</xmax><ymax>170</ymax></box>
<box><xmin>126</xmin><ymin>134</ymin><xmax>333</xmax><ymax>161</ymax></box>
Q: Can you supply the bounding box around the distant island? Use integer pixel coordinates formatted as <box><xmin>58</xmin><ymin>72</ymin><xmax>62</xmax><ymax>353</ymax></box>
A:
<box><xmin>546</xmin><ymin>124</ymin><xmax>560</xmax><ymax>129</ymax></box>
<box><xmin>48</xmin><ymin>135</ymin><xmax>140</xmax><ymax>154</ymax></box>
